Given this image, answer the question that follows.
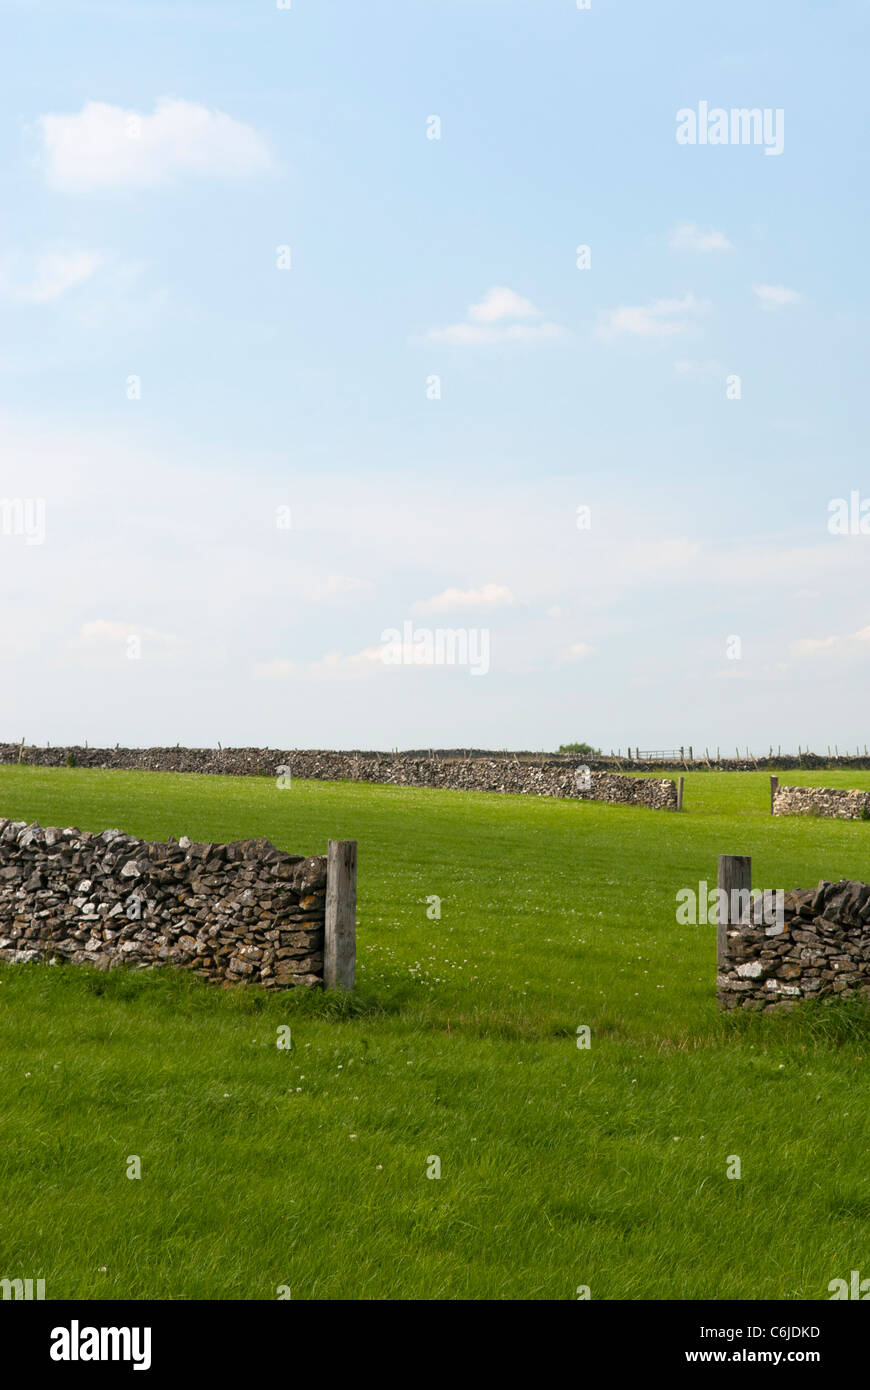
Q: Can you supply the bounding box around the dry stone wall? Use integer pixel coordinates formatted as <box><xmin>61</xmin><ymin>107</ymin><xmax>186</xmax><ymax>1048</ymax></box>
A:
<box><xmin>772</xmin><ymin>785</ymin><xmax>870</xmax><ymax>819</ymax></box>
<box><xmin>718</xmin><ymin>881</ymin><xmax>870</xmax><ymax>1012</ymax></box>
<box><xmin>0</xmin><ymin>818</ymin><xmax>328</xmax><ymax>989</ymax></box>
<box><xmin>0</xmin><ymin>745</ymin><xmax>677</xmax><ymax>811</ymax></box>
<box><xmin>6</xmin><ymin>742</ymin><xmax>870</xmax><ymax>775</ymax></box>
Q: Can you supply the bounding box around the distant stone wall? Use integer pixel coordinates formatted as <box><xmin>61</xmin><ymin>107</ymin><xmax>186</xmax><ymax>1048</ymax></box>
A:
<box><xmin>5</xmin><ymin>742</ymin><xmax>870</xmax><ymax>775</ymax></box>
<box><xmin>0</xmin><ymin>818</ymin><xmax>330</xmax><ymax>989</ymax></box>
<box><xmin>718</xmin><ymin>881</ymin><xmax>870</xmax><ymax>1012</ymax></box>
<box><xmin>0</xmin><ymin>745</ymin><xmax>677</xmax><ymax>811</ymax></box>
<box><xmin>772</xmin><ymin>785</ymin><xmax>870</xmax><ymax>819</ymax></box>
<box><xmin>299</xmin><ymin>757</ymin><xmax>676</xmax><ymax>809</ymax></box>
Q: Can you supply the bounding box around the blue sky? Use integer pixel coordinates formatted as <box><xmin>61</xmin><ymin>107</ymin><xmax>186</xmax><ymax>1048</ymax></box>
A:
<box><xmin>1</xmin><ymin>0</ymin><xmax>869</xmax><ymax>751</ymax></box>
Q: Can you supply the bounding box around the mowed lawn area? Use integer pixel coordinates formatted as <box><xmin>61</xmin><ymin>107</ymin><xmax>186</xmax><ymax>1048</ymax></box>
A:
<box><xmin>0</xmin><ymin>765</ymin><xmax>868</xmax><ymax>1301</ymax></box>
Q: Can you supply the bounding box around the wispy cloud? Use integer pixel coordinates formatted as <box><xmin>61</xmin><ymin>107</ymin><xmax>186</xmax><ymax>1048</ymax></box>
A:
<box><xmin>300</xmin><ymin>574</ymin><xmax>372</xmax><ymax>603</ymax></box>
<box><xmin>412</xmin><ymin>582</ymin><xmax>515</xmax><ymax>614</ymax></box>
<box><xmin>68</xmin><ymin>619</ymin><xmax>181</xmax><ymax>666</ymax></box>
<box><xmin>426</xmin><ymin>286</ymin><xmax>564</xmax><ymax>344</ymax></box>
<box><xmin>674</xmin><ymin>358</ymin><xmax>723</xmax><ymax>380</ymax></box>
<box><xmin>36</xmin><ymin>97</ymin><xmax>273</xmax><ymax>191</ymax></box>
<box><xmin>76</xmin><ymin>619</ymin><xmax>178</xmax><ymax>646</ymax></box>
<box><xmin>669</xmin><ymin>223</ymin><xmax>732</xmax><ymax>252</ymax></box>
<box><xmin>467</xmin><ymin>286</ymin><xmax>539</xmax><ymax>323</ymax></box>
<box><xmin>753</xmin><ymin>283</ymin><xmax>801</xmax><ymax>308</ymax></box>
<box><xmin>0</xmin><ymin>250</ymin><xmax>103</xmax><ymax>303</ymax></box>
<box><xmin>791</xmin><ymin>623</ymin><xmax>870</xmax><ymax>658</ymax></box>
<box><xmin>253</xmin><ymin>647</ymin><xmax>385</xmax><ymax>681</ymax></box>
<box><xmin>598</xmin><ymin>292</ymin><xmax>709</xmax><ymax>339</ymax></box>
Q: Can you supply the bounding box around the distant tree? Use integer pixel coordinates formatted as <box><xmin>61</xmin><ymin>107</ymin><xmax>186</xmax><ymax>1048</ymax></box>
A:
<box><xmin>558</xmin><ymin>742</ymin><xmax>599</xmax><ymax>756</ymax></box>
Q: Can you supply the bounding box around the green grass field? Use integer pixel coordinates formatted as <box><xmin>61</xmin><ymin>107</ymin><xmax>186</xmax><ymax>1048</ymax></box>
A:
<box><xmin>1</xmin><ymin>765</ymin><xmax>868</xmax><ymax>1300</ymax></box>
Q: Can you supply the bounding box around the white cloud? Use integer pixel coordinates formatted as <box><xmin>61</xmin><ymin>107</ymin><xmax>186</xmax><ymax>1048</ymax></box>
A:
<box><xmin>468</xmin><ymin>286</ymin><xmax>540</xmax><ymax>323</ymax></box>
<box><xmin>791</xmin><ymin>623</ymin><xmax>870</xmax><ymax>658</ymax></box>
<box><xmin>669</xmin><ymin>224</ymin><xmax>732</xmax><ymax>252</ymax></box>
<box><xmin>428</xmin><ymin>321</ymin><xmax>563</xmax><ymax>345</ymax></box>
<box><xmin>301</xmin><ymin>574</ymin><xmax>371</xmax><ymax>603</ymax></box>
<box><xmin>412</xmin><ymin>582</ymin><xmax>516</xmax><ymax>614</ymax></box>
<box><xmin>9</xmin><ymin>410</ymin><xmax>870</xmax><ymax>746</ymax></box>
<box><xmin>253</xmin><ymin>646</ymin><xmax>385</xmax><ymax>681</ymax></box>
<box><xmin>753</xmin><ymin>283</ymin><xmax>801</xmax><ymax>307</ymax></box>
<box><xmin>310</xmin><ymin>650</ymin><xmax>383</xmax><ymax>679</ymax></box>
<box><xmin>673</xmin><ymin>359</ymin><xmax>723</xmax><ymax>380</ymax></box>
<box><xmin>77</xmin><ymin>619</ymin><xmax>178</xmax><ymax>646</ymax></box>
<box><xmin>36</xmin><ymin>97</ymin><xmax>273</xmax><ymax>191</ymax></box>
<box><xmin>426</xmin><ymin>286</ymin><xmax>564</xmax><ymax>344</ymax></box>
<box><xmin>0</xmin><ymin>251</ymin><xmax>104</xmax><ymax>303</ymax></box>
<box><xmin>564</xmin><ymin>643</ymin><xmax>595</xmax><ymax>659</ymax></box>
<box><xmin>598</xmin><ymin>293</ymin><xmax>708</xmax><ymax>339</ymax></box>
<box><xmin>69</xmin><ymin>619</ymin><xmax>181</xmax><ymax>667</ymax></box>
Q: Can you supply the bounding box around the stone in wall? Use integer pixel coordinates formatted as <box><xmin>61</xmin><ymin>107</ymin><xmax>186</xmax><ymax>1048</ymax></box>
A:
<box><xmin>717</xmin><ymin>880</ymin><xmax>870</xmax><ymax>1012</ymax></box>
<box><xmin>0</xmin><ymin>818</ymin><xmax>327</xmax><ymax>989</ymax></box>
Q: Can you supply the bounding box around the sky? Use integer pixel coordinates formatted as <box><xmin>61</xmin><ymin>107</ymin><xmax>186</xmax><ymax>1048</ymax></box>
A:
<box><xmin>1</xmin><ymin>0</ymin><xmax>869</xmax><ymax>753</ymax></box>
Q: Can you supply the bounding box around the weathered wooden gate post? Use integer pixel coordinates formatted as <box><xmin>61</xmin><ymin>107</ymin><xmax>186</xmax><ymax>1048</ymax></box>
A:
<box><xmin>717</xmin><ymin>854</ymin><xmax>751</xmax><ymax>969</ymax></box>
<box><xmin>677</xmin><ymin>776</ymin><xmax>684</xmax><ymax>811</ymax></box>
<box><xmin>325</xmin><ymin>840</ymin><xmax>357</xmax><ymax>989</ymax></box>
<box><xmin>770</xmin><ymin>775</ymin><xmax>779</xmax><ymax>815</ymax></box>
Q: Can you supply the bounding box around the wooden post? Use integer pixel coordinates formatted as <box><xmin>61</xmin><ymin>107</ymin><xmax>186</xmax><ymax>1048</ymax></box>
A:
<box><xmin>677</xmin><ymin>776</ymin><xmax>684</xmax><ymax>811</ymax></box>
<box><xmin>770</xmin><ymin>775</ymin><xmax>778</xmax><ymax>815</ymax></box>
<box><xmin>325</xmin><ymin>839</ymin><xmax>357</xmax><ymax>990</ymax></box>
<box><xmin>717</xmin><ymin>854</ymin><xmax>751</xmax><ymax>969</ymax></box>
